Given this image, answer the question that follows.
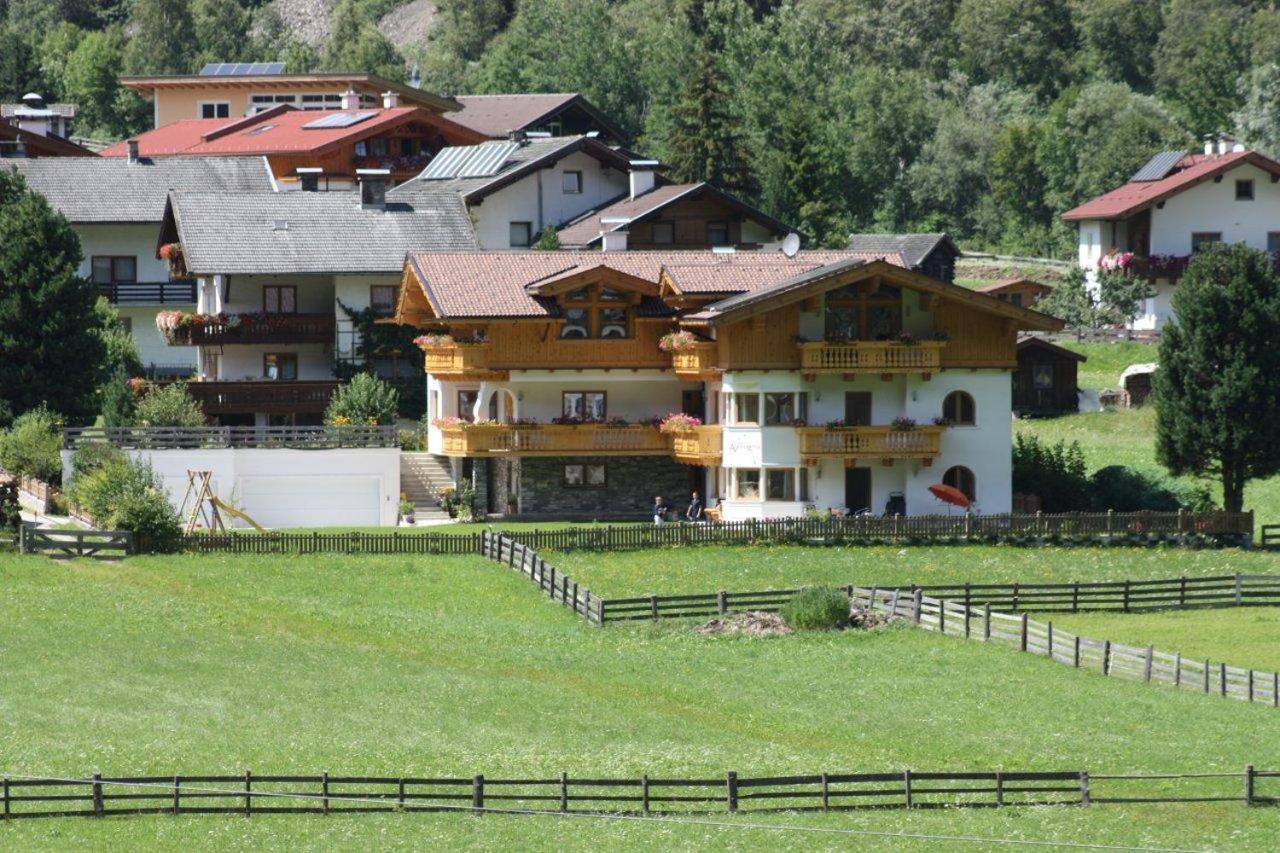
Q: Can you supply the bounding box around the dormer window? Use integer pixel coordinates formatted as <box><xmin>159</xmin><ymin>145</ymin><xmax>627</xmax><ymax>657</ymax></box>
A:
<box><xmin>558</xmin><ymin>283</ymin><xmax>634</xmax><ymax>339</ymax></box>
<box><xmin>1236</xmin><ymin>179</ymin><xmax>1254</xmax><ymax>201</ymax></box>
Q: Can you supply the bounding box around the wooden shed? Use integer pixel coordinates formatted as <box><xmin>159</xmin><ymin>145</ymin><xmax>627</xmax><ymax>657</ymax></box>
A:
<box><xmin>1013</xmin><ymin>336</ymin><xmax>1085</xmax><ymax>415</ymax></box>
<box><xmin>978</xmin><ymin>277</ymin><xmax>1053</xmax><ymax>309</ymax></box>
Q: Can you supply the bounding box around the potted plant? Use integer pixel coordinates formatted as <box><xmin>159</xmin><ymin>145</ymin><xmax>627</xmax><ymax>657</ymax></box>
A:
<box><xmin>399</xmin><ymin>495</ymin><xmax>415</xmax><ymax>525</ymax></box>
<box><xmin>659</xmin><ymin>412</ymin><xmax>701</xmax><ymax>433</ymax></box>
<box><xmin>413</xmin><ymin>332</ymin><xmax>455</xmax><ymax>349</ymax></box>
<box><xmin>890</xmin><ymin>416</ymin><xmax>917</xmax><ymax>431</ymax></box>
<box><xmin>658</xmin><ymin>330</ymin><xmax>699</xmax><ymax>353</ymax></box>
<box><xmin>893</xmin><ymin>330</ymin><xmax>919</xmax><ymax>346</ymax></box>
<box><xmin>824</xmin><ymin>418</ymin><xmax>847</xmax><ymax>431</ymax></box>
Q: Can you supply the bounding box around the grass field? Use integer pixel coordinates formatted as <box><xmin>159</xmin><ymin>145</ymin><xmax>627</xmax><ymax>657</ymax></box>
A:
<box><xmin>552</xmin><ymin>542</ymin><xmax>1280</xmax><ymax>598</ymax></box>
<box><xmin>1054</xmin><ymin>607</ymin><xmax>1280</xmax><ymax>673</ymax></box>
<box><xmin>3</xmin><ymin>549</ymin><xmax>1280</xmax><ymax>848</ymax></box>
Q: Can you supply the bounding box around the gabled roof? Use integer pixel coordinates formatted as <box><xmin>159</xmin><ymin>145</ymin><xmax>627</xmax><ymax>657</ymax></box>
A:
<box><xmin>450</xmin><ymin>93</ymin><xmax>626</xmax><ymax>142</ymax></box>
<box><xmin>120</xmin><ymin>72</ymin><xmax>462</xmax><ymax>114</ymax></box>
<box><xmin>556</xmin><ymin>182</ymin><xmax>794</xmax><ymax>248</ymax></box>
<box><xmin>977</xmin><ymin>277</ymin><xmax>1053</xmax><ymax>295</ymax></box>
<box><xmin>1062</xmin><ymin>151</ymin><xmax>1280</xmax><ymax>221</ymax></box>
<box><xmin>99</xmin><ymin>106</ymin><xmax>486</xmax><ymax>158</ymax></box>
<box><xmin>1017</xmin><ymin>335</ymin><xmax>1086</xmax><ymax>361</ymax></box>
<box><xmin>4</xmin><ymin>156</ymin><xmax>273</xmax><ymax>223</ymax></box>
<box><xmin>846</xmin><ymin>233</ymin><xmax>958</xmax><ymax>268</ymax></box>
<box><xmin>0</xmin><ymin>123</ymin><xmax>96</xmax><ymax>157</ymax></box>
<box><xmin>163</xmin><ymin>191</ymin><xmax>477</xmax><ymax>276</ymax></box>
<box><xmin>389</xmin><ymin>135</ymin><xmax>631</xmax><ymax>203</ymax></box>
<box><xmin>683</xmin><ymin>259</ymin><xmax>1062</xmax><ymax>331</ymax></box>
<box><xmin>660</xmin><ymin>251</ymin><xmax>902</xmax><ymax>297</ymax></box>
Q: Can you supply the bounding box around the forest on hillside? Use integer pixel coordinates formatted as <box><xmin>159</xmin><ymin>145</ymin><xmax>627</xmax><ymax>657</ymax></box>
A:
<box><xmin>6</xmin><ymin>0</ymin><xmax>1280</xmax><ymax>256</ymax></box>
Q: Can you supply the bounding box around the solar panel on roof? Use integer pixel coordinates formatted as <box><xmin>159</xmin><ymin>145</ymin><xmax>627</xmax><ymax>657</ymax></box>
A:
<box><xmin>1131</xmin><ymin>150</ymin><xmax>1187</xmax><ymax>182</ymax></box>
<box><xmin>302</xmin><ymin>111</ymin><xmax>376</xmax><ymax>129</ymax></box>
<box><xmin>418</xmin><ymin>141</ymin><xmax>519</xmax><ymax>180</ymax></box>
<box><xmin>200</xmin><ymin>62</ymin><xmax>285</xmax><ymax>76</ymax></box>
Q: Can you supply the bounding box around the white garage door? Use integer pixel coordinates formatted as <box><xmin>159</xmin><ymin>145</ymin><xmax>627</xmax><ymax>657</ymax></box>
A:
<box><xmin>237</xmin><ymin>476</ymin><xmax>381</xmax><ymax>528</ymax></box>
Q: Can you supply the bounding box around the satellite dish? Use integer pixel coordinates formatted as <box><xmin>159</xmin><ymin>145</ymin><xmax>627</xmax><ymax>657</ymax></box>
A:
<box><xmin>781</xmin><ymin>233</ymin><xmax>801</xmax><ymax>257</ymax></box>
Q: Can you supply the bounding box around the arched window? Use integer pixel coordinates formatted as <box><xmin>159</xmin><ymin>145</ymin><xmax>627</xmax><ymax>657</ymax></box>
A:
<box><xmin>942</xmin><ymin>391</ymin><xmax>975</xmax><ymax>425</ymax></box>
<box><xmin>943</xmin><ymin>465</ymin><xmax>976</xmax><ymax>501</ymax></box>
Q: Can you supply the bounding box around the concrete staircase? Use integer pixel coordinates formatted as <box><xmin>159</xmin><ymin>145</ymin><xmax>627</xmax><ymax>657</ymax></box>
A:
<box><xmin>400</xmin><ymin>452</ymin><xmax>455</xmax><ymax>522</ymax></box>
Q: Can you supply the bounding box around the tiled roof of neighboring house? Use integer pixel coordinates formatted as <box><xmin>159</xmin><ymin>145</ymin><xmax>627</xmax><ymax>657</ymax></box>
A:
<box><xmin>977</xmin><ymin>277</ymin><xmax>1053</xmax><ymax>294</ymax></box>
<box><xmin>390</xmin><ymin>135</ymin><xmax>631</xmax><ymax>202</ymax></box>
<box><xmin>846</xmin><ymin>233</ymin><xmax>958</xmax><ymax>268</ymax></box>
<box><xmin>4</xmin><ymin>156</ymin><xmax>272</xmax><ymax>222</ymax></box>
<box><xmin>1062</xmin><ymin>151</ymin><xmax>1280</xmax><ymax>221</ymax></box>
<box><xmin>0</xmin><ymin>122</ymin><xmax>97</xmax><ymax>157</ymax></box>
<box><xmin>450</xmin><ymin>93</ymin><xmax>625</xmax><ymax>141</ymax></box>
<box><xmin>120</xmin><ymin>72</ymin><xmax>462</xmax><ymax>114</ymax></box>
<box><xmin>1017</xmin><ymin>335</ymin><xmax>1087</xmax><ymax>361</ymax></box>
<box><xmin>403</xmin><ymin>250</ymin><xmax>902</xmax><ymax>319</ymax></box>
<box><xmin>556</xmin><ymin>182</ymin><xmax>794</xmax><ymax>248</ymax></box>
<box><xmin>165</xmin><ymin>191</ymin><xmax>477</xmax><ymax>275</ymax></box>
<box><xmin>98</xmin><ymin>105</ymin><xmax>484</xmax><ymax>158</ymax></box>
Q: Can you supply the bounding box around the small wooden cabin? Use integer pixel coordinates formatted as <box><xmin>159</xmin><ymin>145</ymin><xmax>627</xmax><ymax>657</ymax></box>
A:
<box><xmin>1013</xmin><ymin>337</ymin><xmax>1085</xmax><ymax>415</ymax></box>
<box><xmin>978</xmin><ymin>278</ymin><xmax>1053</xmax><ymax>309</ymax></box>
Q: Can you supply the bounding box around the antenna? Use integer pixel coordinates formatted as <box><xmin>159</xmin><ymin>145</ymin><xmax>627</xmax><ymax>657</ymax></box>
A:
<box><xmin>781</xmin><ymin>233</ymin><xmax>801</xmax><ymax>258</ymax></box>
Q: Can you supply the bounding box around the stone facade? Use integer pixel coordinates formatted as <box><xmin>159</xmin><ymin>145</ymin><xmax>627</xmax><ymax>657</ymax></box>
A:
<box><xmin>519</xmin><ymin>455</ymin><xmax>695</xmax><ymax>519</ymax></box>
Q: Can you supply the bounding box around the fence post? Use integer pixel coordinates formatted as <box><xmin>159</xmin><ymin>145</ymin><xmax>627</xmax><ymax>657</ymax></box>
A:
<box><xmin>1106</xmin><ymin>509</ymin><xmax>1114</xmax><ymax>536</ymax></box>
<box><xmin>1047</xmin><ymin>621</ymin><xmax>1053</xmax><ymax>659</ymax></box>
<box><xmin>821</xmin><ymin>773</ymin><xmax>830</xmax><ymax>812</ymax></box>
<box><xmin>1072</xmin><ymin>581</ymin><xmax>1079</xmax><ymax>613</ymax></box>
<box><xmin>1249</xmin><ymin>670</ymin><xmax>1255</xmax><ymax>702</ymax></box>
<box><xmin>717</xmin><ymin>590</ymin><xmax>727</xmax><ymax>616</ymax></box>
<box><xmin>650</xmin><ymin>594</ymin><xmax>659</xmax><ymax>621</ymax></box>
<box><xmin>903</xmin><ymin>770</ymin><xmax>912</xmax><ymax>809</ymax></box>
<box><xmin>1122</xmin><ymin>579</ymin><xmax>1130</xmax><ymax>613</ymax></box>
<box><xmin>1</xmin><ymin>776</ymin><xmax>7</xmax><ymax>820</ymax></box>
<box><xmin>322</xmin><ymin>771</ymin><xmax>329</xmax><ymax>814</ymax></box>
<box><xmin>995</xmin><ymin>771</ymin><xmax>1004</xmax><ymax>806</ymax></box>
<box><xmin>560</xmin><ymin>772</ymin><xmax>569</xmax><ymax>813</ymax></box>
<box><xmin>1102</xmin><ymin>640</ymin><xmax>1111</xmax><ymax>675</ymax></box>
<box><xmin>1204</xmin><ymin>659</ymin><xmax>1211</xmax><ymax>694</ymax></box>
<box><xmin>1073</xmin><ymin>635</ymin><xmax>1081</xmax><ymax>668</ymax></box>
<box><xmin>398</xmin><ymin>778</ymin><xmax>406</xmax><ymax>810</ymax></box>
<box><xmin>244</xmin><ymin>770</ymin><xmax>251</xmax><ymax>817</ymax></box>
<box><xmin>983</xmin><ymin>604</ymin><xmax>991</xmax><ymax>641</ymax></box>
<box><xmin>1143</xmin><ymin>645</ymin><xmax>1154</xmax><ymax>681</ymax></box>
<box><xmin>1019</xmin><ymin>613</ymin><xmax>1028</xmax><ymax>652</ymax></box>
<box><xmin>641</xmin><ymin>774</ymin><xmax>650</xmax><ymax>815</ymax></box>
<box><xmin>1235</xmin><ymin>573</ymin><xmax>1244</xmax><ymax>606</ymax></box>
<box><xmin>1174</xmin><ymin>653</ymin><xmax>1182</xmax><ymax>687</ymax></box>
<box><xmin>939</xmin><ymin>598</ymin><xmax>945</xmax><ymax>635</ymax></box>
<box><xmin>1179</xmin><ymin>576</ymin><xmax>1186</xmax><ymax>607</ymax></box>
<box><xmin>912</xmin><ymin>589</ymin><xmax>922</xmax><ymax>624</ymax></box>
<box><xmin>92</xmin><ymin>772</ymin><xmax>104</xmax><ymax>817</ymax></box>
<box><xmin>472</xmin><ymin>775</ymin><xmax>485</xmax><ymax>812</ymax></box>
<box><xmin>1079</xmin><ymin>772</ymin><xmax>1090</xmax><ymax>806</ymax></box>
<box><xmin>726</xmin><ymin>771</ymin><xmax>738</xmax><ymax>813</ymax></box>
<box><xmin>173</xmin><ymin>774</ymin><xmax>180</xmax><ymax>815</ymax></box>
<box><xmin>1221</xmin><ymin>663</ymin><xmax>1228</xmax><ymax>698</ymax></box>
<box><xmin>1275</xmin><ymin>672</ymin><xmax>1279</xmax><ymax>709</ymax></box>
<box><xmin>1245</xmin><ymin>765</ymin><xmax>1255</xmax><ymax>806</ymax></box>
<box><xmin>964</xmin><ymin>584</ymin><xmax>972</xmax><ymax>637</ymax></box>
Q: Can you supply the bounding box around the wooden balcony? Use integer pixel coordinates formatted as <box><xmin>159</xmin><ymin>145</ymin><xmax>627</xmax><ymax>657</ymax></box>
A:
<box><xmin>421</xmin><ymin>342</ymin><xmax>507</xmax><ymax>380</ymax></box>
<box><xmin>439</xmin><ymin>423</ymin><xmax>669</xmax><ymax>457</ymax></box>
<box><xmin>185</xmin><ymin>380</ymin><xmax>339</xmax><ymax>415</ymax></box>
<box><xmin>98</xmin><ymin>281</ymin><xmax>196</xmax><ymax>305</ymax></box>
<box><xmin>797</xmin><ymin>341</ymin><xmax>945</xmax><ymax>375</ymax></box>
<box><xmin>671</xmin><ymin>342</ymin><xmax>720</xmax><ymax>380</ymax></box>
<box><xmin>798</xmin><ymin>425</ymin><xmax>944</xmax><ymax>464</ymax></box>
<box><xmin>166</xmin><ymin>314</ymin><xmax>335</xmax><ymax>347</ymax></box>
<box><xmin>671</xmin><ymin>425</ymin><xmax>722</xmax><ymax>466</ymax></box>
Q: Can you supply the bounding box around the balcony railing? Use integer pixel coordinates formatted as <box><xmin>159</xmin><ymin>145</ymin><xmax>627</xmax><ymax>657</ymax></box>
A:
<box><xmin>98</xmin><ymin>281</ymin><xmax>196</xmax><ymax>304</ymax></box>
<box><xmin>164</xmin><ymin>314</ymin><xmax>336</xmax><ymax>346</ymax></box>
<box><xmin>421</xmin><ymin>342</ymin><xmax>507</xmax><ymax>380</ymax></box>
<box><xmin>63</xmin><ymin>424</ymin><xmax>394</xmax><ymax>450</ymax></box>
<box><xmin>439</xmin><ymin>423</ymin><xmax>670</xmax><ymax>457</ymax></box>
<box><xmin>670</xmin><ymin>342</ymin><xmax>720</xmax><ymax>379</ymax></box>
<box><xmin>798</xmin><ymin>425</ymin><xmax>944</xmax><ymax>460</ymax></box>
<box><xmin>184</xmin><ymin>380</ymin><xmax>339</xmax><ymax>415</ymax></box>
<box><xmin>671</xmin><ymin>425</ymin><xmax>722</xmax><ymax>466</ymax></box>
<box><xmin>797</xmin><ymin>341</ymin><xmax>945</xmax><ymax>373</ymax></box>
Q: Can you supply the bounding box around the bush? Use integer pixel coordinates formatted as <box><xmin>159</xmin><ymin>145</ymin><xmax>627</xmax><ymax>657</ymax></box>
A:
<box><xmin>70</xmin><ymin>443</ymin><xmax>127</xmax><ymax>480</ymax></box>
<box><xmin>1012</xmin><ymin>435</ymin><xmax>1089</xmax><ymax>512</ymax></box>
<box><xmin>136</xmin><ymin>382</ymin><xmax>205</xmax><ymax>427</ymax></box>
<box><xmin>325</xmin><ymin>373</ymin><xmax>398</xmax><ymax>426</ymax></box>
<box><xmin>100</xmin><ymin>367</ymin><xmax>137</xmax><ymax>428</ymax></box>
<box><xmin>0</xmin><ymin>406</ymin><xmax>63</xmax><ymax>484</ymax></box>
<box><xmin>1089</xmin><ymin>465</ymin><xmax>1215</xmax><ymax>512</ymax></box>
<box><xmin>0</xmin><ymin>478</ymin><xmax>20</xmax><ymax>533</ymax></box>
<box><xmin>780</xmin><ymin>586</ymin><xmax>850</xmax><ymax>631</ymax></box>
<box><xmin>67</xmin><ymin>452</ymin><xmax>180</xmax><ymax>550</ymax></box>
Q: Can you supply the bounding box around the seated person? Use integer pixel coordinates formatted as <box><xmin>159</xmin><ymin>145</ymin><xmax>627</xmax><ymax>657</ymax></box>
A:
<box><xmin>653</xmin><ymin>495</ymin><xmax>672</xmax><ymax>524</ymax></box>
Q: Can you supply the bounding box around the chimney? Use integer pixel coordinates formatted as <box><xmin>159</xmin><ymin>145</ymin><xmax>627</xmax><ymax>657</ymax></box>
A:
<box><xmin>296</xmin><ymin>166</ymin><xmax>322</xmax><ymax>192</ymax></box>
<box><xmin>126</xmin><ymin>138</ymin><xmax>140</xmax><ymax>164</ymax></box>
<box><xmin>508</xmin><ymin>129</ymin><xmax>528</xmax><ymax>145</ymax></box>
<box><xmin>1204</xmin><ymin>135</ymin><xmax>1215</xmax><ymax>157</ymax></box>
<box><xmin>382</xmin><ymin>90</ymin><xmax>399</xmax><ymax>109</ymax></box>
<box><xmin>357</xmin><ymin>168</ymin><xmax>390</xmax><ymax>209</ymax></box>
<box><xmin>341</xmin><ymin>88</ymin><xmax>360</xmax><ymax>110</ymax></box>
<box><xmin>628</xmin><ymin>159</ymin><xmax>658</xmax><ymax>200</ymax></box>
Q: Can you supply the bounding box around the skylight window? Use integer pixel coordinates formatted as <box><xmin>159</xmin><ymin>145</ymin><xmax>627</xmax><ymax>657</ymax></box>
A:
<box><xmin>244</xmin><ymin>124</ymin><xmax>276</xmax><ymax>136</ymax></box>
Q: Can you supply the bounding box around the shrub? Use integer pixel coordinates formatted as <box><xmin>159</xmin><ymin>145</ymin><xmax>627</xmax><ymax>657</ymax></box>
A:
<box><xmin>135</xmin><ymin>382</ymin><xmax>205</xmax><ymax>427</ymax></box>
<box><xmin>0</xmin><ymin>478</ymin><xmax>19</xmax><ymax>533</ymax></box>
<box><xmin>780</xmin><ymin>586</ymin><xmax>850</xmax><ymax>631</ymax></box>
<box><xmin>1089</xmin><ymin>465</ymin><xmax>1215</xmax><ymax>512</ymax></box>
<box><xmin>1012</xmin><ymin>434</ymin><xmax>1089</xmax><ymax>512</ymax></box>
<box><xmin>325</xmin><ymin>373</ymin><xmax>398</xmax><ymax>426</ymax></box>
<box><xmin>70</xmin><ymin>443</ymin><xmax>127</xmax><ymax>480</ymax></box>
<box><xmin>100</xmin><ymin>367</ymin><xmax>137</xmax><ymax>428</ymax></box>
<box><xmin>0</xmin><ymin>407</ymin><xmax>63</xmax><ymax>484</ymax></box>
<box><xmin>67</xmin><ymin>452</ymin><xmax>180</xmax><ymax>550</ymax></box>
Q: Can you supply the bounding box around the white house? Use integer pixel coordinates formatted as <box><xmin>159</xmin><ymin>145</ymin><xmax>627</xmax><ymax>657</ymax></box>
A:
<box><xmin>1063</xmin><ymin>137</ymin><xmax>1280</xmax><ymax>330</ymax></box>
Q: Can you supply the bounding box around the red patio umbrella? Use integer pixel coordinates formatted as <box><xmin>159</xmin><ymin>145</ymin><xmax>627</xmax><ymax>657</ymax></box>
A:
<box><xmin>928</xmin><ymin>483</ymin><xmax>971</xmax><ymax>509</ymax></box>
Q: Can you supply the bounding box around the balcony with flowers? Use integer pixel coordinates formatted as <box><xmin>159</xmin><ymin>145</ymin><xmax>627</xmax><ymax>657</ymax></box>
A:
<box><xmin>660</xmin><ymin>330</ymin><xmax>719</xmax><ymax>380</ymax></box>
<box><xmin>431</xmin><ymin>415</ymin><xmax>670</xmax><ymax>457</ymax></box>
<box><xmin>414</xmin><ymin>332</ymin><xmax>507</xmax><ymax>380</ymax></box>
<box><xmin>156</xmin><ymin>311</ymin><xmax>335</xmax><ymax>346</ymax></box>
<box><xmin>662</xmin><ymin>413</ymin><xmax>722</xmax><ymax>466</ymax></box>
<box><xmin>797</xmin><ymin>416</ymin><xmax>945</xmax><ymax>464</ymax></box>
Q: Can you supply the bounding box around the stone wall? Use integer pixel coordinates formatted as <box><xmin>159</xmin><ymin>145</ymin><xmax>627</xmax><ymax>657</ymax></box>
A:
<box><xmin>519</xmin><ymin>455</ymin><xmax>694</xmax><ymax>519</ymax></box>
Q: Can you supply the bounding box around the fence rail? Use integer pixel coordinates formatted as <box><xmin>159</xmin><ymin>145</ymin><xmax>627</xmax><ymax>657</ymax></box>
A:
<box><xmin>62</xmin><ymin>425</ymin><xmax>398</xmax><ymax>450</ymax></box>
<box><xmin>19</xmin><ymin>527</ymin><xmax>133</xmax><ymax>558</ymax></box>
<box><xmin>855</xmin><ymin>587</ymin><xmax>1280</xmax><ymax>708</ymax></box>
<box><xmin>0</xmin><ymin>765</ymin><xmax>1274</xmax><ymax>821</ymax></box>
<box><xmin>480</xmin><ymin>532</ymin><xmax>604</xmax><ymax>624</ymax></box>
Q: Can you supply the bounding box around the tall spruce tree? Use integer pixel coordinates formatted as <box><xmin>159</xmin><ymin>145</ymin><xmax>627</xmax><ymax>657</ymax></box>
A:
<box><xmin>0</xmin><ymin>169</ymin><xmax>106</xmax><ymax>426</ymax></box>
<box><xmin>1155</xmin><ymin>244</ymin><xmax>1280</xmax><ymax>513</ymax></box>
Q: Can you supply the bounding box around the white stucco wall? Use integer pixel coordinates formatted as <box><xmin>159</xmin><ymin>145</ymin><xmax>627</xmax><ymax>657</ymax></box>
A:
<box><xmin>333</xmin><ymin>272</ymin><xmax>400</xmax><ymax>360</ymax></box>
<box><xmin>471</xmin><ymin>150</ymin><xmax>628</xmax><ymax>248</ymax></box>
<box><xmin>60</xmin><ymin>447</ymin><xmax>401</xmax><ymax>528</ymax></box>
<box><xmin>1149</xmin><ymin>162</ymin><xmax>1280</xmax><ymax>256</ymax></box>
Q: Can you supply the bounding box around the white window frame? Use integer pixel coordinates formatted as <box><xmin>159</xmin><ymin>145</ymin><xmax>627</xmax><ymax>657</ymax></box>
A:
<box><xmin>562</xmin><ymin>170</ymin><xmax>583</xmax><ymax>194</ymax></box>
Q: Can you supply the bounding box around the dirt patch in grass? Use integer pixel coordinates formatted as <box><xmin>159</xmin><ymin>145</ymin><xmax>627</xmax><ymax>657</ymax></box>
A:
<box><xmin>696</xmin><ymin>611</ymin><xmax>792</xmax><ymax>636</ymax></box>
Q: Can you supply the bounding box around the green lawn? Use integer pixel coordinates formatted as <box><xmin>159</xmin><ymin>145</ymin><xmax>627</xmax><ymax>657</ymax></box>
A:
<box><xmin>3</xmin><ymin>550</ymin><xmax>1280</xmax><ymax>847</ymax></box>
<box><xmin>552</xmin><ymin>543</ymin><xmax>1280</xmax><ymax>598</ymax></box>
<box><xmin>1057</xmin><ymin>340</ymin><xmax>1158</xmax><ymax>392</ymax></box>
<box><xmin>1054</xmin><ymin>607</ymin><xmax>1280</xmax><ymax>673</ymax></box>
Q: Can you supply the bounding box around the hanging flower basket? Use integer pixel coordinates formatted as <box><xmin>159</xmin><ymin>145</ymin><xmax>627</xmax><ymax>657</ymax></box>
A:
<box><xmin>658</xmin><ymin>330</ymin><xmax>699</xmax><ymax>353</ymax></box>
<box><xmin>659</xmin><ymin>412</ymin><xmax>701</xmax><ymax>434</ymax></box>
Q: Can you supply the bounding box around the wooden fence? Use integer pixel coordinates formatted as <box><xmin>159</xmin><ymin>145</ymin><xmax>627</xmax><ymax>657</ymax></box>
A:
<box><xmin>480</xmin><ymin>532</ymin><xmax>604</xmax><ymax>624</ymax></box>
<box><xmin>1</xmin><ymin>765</ymin><xmax>1275</xmax><ymax>821</ymax></box>
<box><xmin>603</xmin><ymin>574</ymin><xmax>1280</xmax><ymax>623</ymax></box>
<box><xmin>169</xmin><ymin>511</ymin><xmax>1254</xmax><ymax>557</ymax></box>
<box><xmin>18</xmin><ymin>527</ymin><xmax>133</xmax><ymax>559</ymax></box>
<box><xmin>855</xmin><ymin>587</ymin><xmax>1280</xmax><ymax>707</ymax></box>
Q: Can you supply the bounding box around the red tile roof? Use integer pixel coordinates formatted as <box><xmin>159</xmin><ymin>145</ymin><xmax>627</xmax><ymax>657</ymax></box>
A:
<box><xmin>100</xmin><ymin>106</ymin><xmax>467</xmax><ymax>158</ymax></box>
<box><xmin>404</xmin><ymin>250</ymin><xmax>906</xmax><ymax>319</ymax></box>
<box><xmin>1062</xmin><ymin>151</ymin><xmax>1280</xmax><ymax>221</ymax></box>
